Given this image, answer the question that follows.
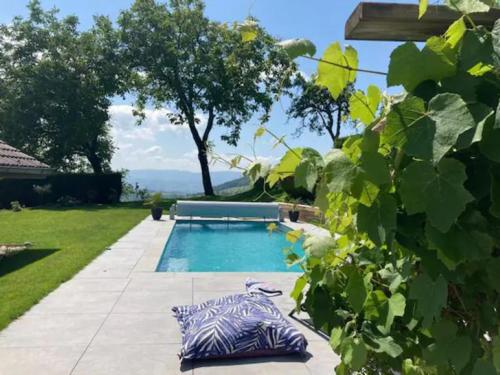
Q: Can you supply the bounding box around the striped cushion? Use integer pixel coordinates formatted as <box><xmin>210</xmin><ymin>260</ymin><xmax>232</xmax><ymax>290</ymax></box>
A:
<box><xmin>172</xmin><ymin>293</ymin><xmax>307</xmax><ymax>360</ymax></box>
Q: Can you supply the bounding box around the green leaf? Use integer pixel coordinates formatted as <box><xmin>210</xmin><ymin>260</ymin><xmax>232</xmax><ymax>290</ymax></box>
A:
<box><xmin>302</xmin><ymin>235</ymin><xmax>336</xmax><ymax>258</ymax></box>
<box><xmin>493</xmin><ymin>334</ymin><xmax>500</xmax><ymax>373</ymax></box>
<box><xmin>459</xmin><ymin>29</ymin><xmax>495</xmax><ymax>75</ymax></box>
<box><xmin>445</xmin><ymin>17</ymin><xmax>467</xmax><ymax>48</ymax></box>
<box><xmin>403</xmin><ymin>358</ymin><xmax>426</xmax><ymax>375</ymax></box>
<box><xmin>254</xmin><ymin>126</ymin><xmax>266</xmax><ymax>138</ymax></box>
<box><xmin>349</xmin><ymin>85</ymin><xmax>382</xmax><ymax>125</ymax></box>
<box><xmin>490</xmin><ymin>166</ymin><xmax>500</xmax><ymax>218</ymax></box>
<box><xmin>324</xmin><ymin>149</ymin><xmax>358</xmax><ymax>193</ymax></box>
<box><xmin>480</xmin><ymin>116</ymin><xmax>500</xmax><ymax>162</ymax></box>
<box><xmin>387</xmin><ymin>38</ymin><xmax>456</xmax><ymax>92</ymax></box>
<box><xmin>286</xmin><ymin>229</ymin><xmax>303</xmax><ymax>244</ymax></box>
<box><xmin>383</xmin><ymin>96</ymin><xmax>434</xmax><ymax>160</ymax></box>
<box><xmin>330</xmin><ymin>327</ymin><xmax>344</xmax><ymax>350</ymax></box>
<box><xmin>400</xmin><ymin>159</ymin><xmax>473</xmax><ymax>232</ymax></box>
<box><xmin>238</xmin><ymin>19</ymin><xmax>259</xmax><ymax>42</ymax></box>
<box><xmin>370</xmin><ymin>336</ymin><xmax>403</xmax><ymax>358</ymax></box>
<box><xmin>426</xmin><ymin>210</ymin><xmax>493</xmax><ymax>269</ymax></box>
<box><xmin>341</xmin><ymin>337</ymin><xmax>367</xmax><ymax>371</ymax></box>
<box><xmin>290</xmin><ymin>275</ymin><xmax>307</xmax><ymax>308</ymax></box>
<box><xmin>472</xmin><ymin>359</ymin><xmax>497</xmax><ymax>375</ymax></box>
<box><xmin>419</xmin><ymin>0</ymin><xmax>429</xmax><ymax>18</ymax></box>
<box><xmin>351</xmin><ymin>174</ymin><xmax>380</xmax><ymax>207</ymax></box>
<box><xmin>493</xmin><ymin>19</ymin><xmax>500</xmax><ymax>68</ymax></box>
<box><xmin>360</xmin><ymin>151</ymin><xmax>391</xmax><ymax>186</ymax></box>
<box><xmin>295</xmin><ymin>160</ymin><xmax>318</xmax><ymax>192</ymax></box>
<box><xmin>277</xmin><ymin>38</ymin><xmax>316</xmax><ymax>59</ymax></box>
<box><xmin>409</xmin><ymin>274</ymin><xmax>448</xmax><ymax>327</ymax></box>
<box><xmin>445</xmin><ymin>0</ymin><xmax>490</xmax><ymax>14</ymax></box>
<box><xmin>495</xmin><ymin>101</ymin><xmax>500</xmax><ymax>129</ymax></box>
<box><xmin>266</xmin><ymin>148</ymin><xmax>303</xmax><ymax>187</ymax></box>
<box><xmin>357</xmin><ymin>192</ymin><xmax>396</xmax><ymax>246</ymax></box>
<box><xmin>427</xmin><ymin>93</ymin><xmax>476</xmax><ymax>164</ymax></box>
<box><xmin>455</xmin><ymin>103</ymin><xmax>494</xmax><ymax>149</ymax></box>
<box><xmin>317</xmin><ymin>42</ymin><xmax>358</xmax><ymax>99</ymax></box>
<box><xmin>424</xmin><ymin>319</ymin><xmax>472</xmax><ymax>372</ymax></box>
<box><xmin>345</xmin><ymin>268</ymin><xmax>368</xmax><ymax>313</ymax></box>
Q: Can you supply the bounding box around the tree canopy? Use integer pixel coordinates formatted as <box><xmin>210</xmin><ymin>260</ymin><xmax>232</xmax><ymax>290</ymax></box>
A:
<box><xmin>118</xmin><ymin>0</ymin><xmax>295</xmax><ymax>195</ymax></box>
<box><xmin>287</xmin><ymin>74</ymin><xmax>353</xmax><ymax>147</ymax></box>
<box><xmin>0</xmin><ymin>0</ymin><xmax>123</xmax><ymax>173</ymax></box>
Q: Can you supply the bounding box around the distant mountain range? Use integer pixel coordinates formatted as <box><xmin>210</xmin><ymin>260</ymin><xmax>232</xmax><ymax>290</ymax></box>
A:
<box><xmin>125</xmin><ymin>169</ymin><xmax>248</xmax><ymax>196</ymax></box>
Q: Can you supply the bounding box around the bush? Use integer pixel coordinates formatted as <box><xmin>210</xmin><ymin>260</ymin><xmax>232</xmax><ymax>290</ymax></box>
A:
<box><xmin>0</xmin><ymin>173</ymin><xmax>122</xmax><ymax>208</ymax></box>
<box><xmin>10</xmin><ymin>201</ymin><xmax>22</xmax><ymax>212</ymax></box>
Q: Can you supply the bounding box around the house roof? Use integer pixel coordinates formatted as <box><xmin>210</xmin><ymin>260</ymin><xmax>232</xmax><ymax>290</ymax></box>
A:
<box><xmin>0</xmin><ymin>140</ymin><xmax>53</xmax><ymax>178</ymax></box>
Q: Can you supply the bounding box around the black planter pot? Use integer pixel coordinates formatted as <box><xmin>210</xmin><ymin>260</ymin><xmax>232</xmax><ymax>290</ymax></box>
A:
<box><xmin>288</xmin><ymin>210</ymin><xmax>300</xmax><ymax>222</ymax></box>
<box><xmin>151</xmin><ymin>207</ymin><xmax>163</xmax><ymax>221</ymax></box>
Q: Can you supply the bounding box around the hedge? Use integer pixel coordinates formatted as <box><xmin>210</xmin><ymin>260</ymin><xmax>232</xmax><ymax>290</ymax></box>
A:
<box><xmin>0</xmin><ymin>172</ymin><xmax>122</xmax><ymax>208</ymax></box>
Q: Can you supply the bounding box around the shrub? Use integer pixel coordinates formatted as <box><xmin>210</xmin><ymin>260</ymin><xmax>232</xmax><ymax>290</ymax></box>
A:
<box><xmin>0</xmin><ymin>172</ymin><xmax>122</xmax><ymax>208</ymax></box>
<box><xmin>10</xmin><ymin>201</ymin><xmax>22</xmax><ymax>212</ymax></box>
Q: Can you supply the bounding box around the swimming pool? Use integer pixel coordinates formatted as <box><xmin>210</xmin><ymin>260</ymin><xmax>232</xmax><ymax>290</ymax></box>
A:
<box><xmin>156</xmin><ymin>220</ymin><xmax>303</xmax><ymax>272</ymax></box>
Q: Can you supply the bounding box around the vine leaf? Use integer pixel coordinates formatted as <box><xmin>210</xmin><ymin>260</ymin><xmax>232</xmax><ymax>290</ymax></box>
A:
<box><xmin>493</xmin><ymin>19</ymin><xmax>500</xmax><ymax>68</ymax></box>
<box><xmin>387</xmin><ymin>38</ymin><xmax>456</xmax><ymax>92</ymax></box>
<box><xmin>423</xmin><ymin>319</ymin><xmax>472</xmax><ymax>373</ymax></box>
<box><xmin>490</xmin><ymin>166</ymin><xmax>500</xmax><ymax>218</ymax></box>
<box><xmin>341</xmin><ymin>337</ymin><xmax>367</xmax><ymax>371</ymax></box>
<box><xmin>382</xmin><ymin>96</ymin><xmax>433</xmax><ymax>160</ymax></box>
<box><xmin>427</xmin><ymin>93</ymin><xmax>476</xmax><ymax>163</ymax></box>
<box><xmin>455</xmin><ymin>103</ymin><xmax>494</xmax><ymax>149</ymax></box>
<box><xmin>324</xmin><ymin>149</ymin><xmax>358</xmax><ymax>193</ymax></box>
<box><xmin>426</xmin><ymin>210</ymin><xmax>493</xmax><ymax>269</ymax></box>
<box><xmin>471</xmin><ymin>359</ymin><xmax>497</xmax><ymax>375</ymax></box>
<box><xmin>290</xmin><ymin>275</ymin><xmax>307</xmax><ymax>310</ymax></box>
<box><xmin>277</xmin><ymin>38</ymin><xmax>316</xmax><ymax>59</ymax></box>
<box><xmin>357</xmin><ymin>192</ymin><xmax>396</xmax><ymax>246</ymax></box>
<box><xmin>266</xmin><ymin>148</ymin><xmax>303</xmax><ymax>187</ymax></box>
<box><xmin>480</xmin><ymin>117</ymin><xmax>500</xmax><ymax>162</ymax></box>
<box><xmin>409</xmin><ymin>274</ymin><xmax>448</xmax><ymax>328</ymax></box>
<box><xmin>445</xmin><ymin>17</ymin><xmax>467</xmax><ymax>48</ymax></box>
<box><xmin>445</xmin><ymin>0</ymin><xmax>490</xmax><ymax>14</ymax></box>
<box><xmin>345</xmin><ymin>267</ymin><xmax>369</xmax><ymax>313</ymax></box>
<box><xmin>400</xmin><ymin>159</ymin><xmax>473</xmax><ymax>233</ymax></box>
<box><xmin>316</xmin><ymin>42</ymin><xmax>358</xmax><ymax>99</ymax></box>
<box><xmin>238</xmin><ymin>19</ymin><xmax>259</xmax><ymax>42</ymax></box>
<box><xmin>349</xmin><ymin>85</ymin><xmax>381</xmax><ymax>125</ymax></box>
<box><xmin>419</xmin><ymin>0</ymin><xmax>429</xmax><ymax>18</ymax></box>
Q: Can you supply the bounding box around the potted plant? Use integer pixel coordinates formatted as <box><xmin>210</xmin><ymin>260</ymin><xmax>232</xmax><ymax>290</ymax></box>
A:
<box><xmin>288</xmin><ymin>199</ymin><xmax>301</xmax><ymax>222</ymax></box>
<box><xmin>144</xmin><ymin>192</ymin><xmax>163</xmax><ymax>220</ymax></box>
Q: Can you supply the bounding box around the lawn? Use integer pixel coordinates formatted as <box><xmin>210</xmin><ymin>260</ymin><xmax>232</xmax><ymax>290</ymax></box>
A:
<box><xmin>0</xmin><ymin>203</ymin><xmax>152</xmax><ymax>331</ymax></box>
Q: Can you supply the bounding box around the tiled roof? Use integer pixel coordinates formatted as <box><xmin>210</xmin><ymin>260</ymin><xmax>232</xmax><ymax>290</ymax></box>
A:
<box><xmin>0</xmin><ymin>140</ymin><xmax>51</xmax><ymax>170</ymax></box>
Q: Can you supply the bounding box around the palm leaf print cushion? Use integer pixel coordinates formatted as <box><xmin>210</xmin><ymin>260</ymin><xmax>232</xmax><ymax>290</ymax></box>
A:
<box><xmin>172</xmin><ymin>293</ymin><xmax>308</xmax><ymax>360</ymax></box>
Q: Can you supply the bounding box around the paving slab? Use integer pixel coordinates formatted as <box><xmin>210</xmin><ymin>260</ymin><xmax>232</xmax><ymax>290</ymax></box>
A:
<box><xmin>0</xmin><ymin>346</ymin><xmax>85</xmax><ymax>375</ymax></box>
<box><xmin>0</xmin><ymin>216</ymin><xmax>339</xmax><ymax>375</ymax></box>
<box><xmin>72</xmin><ymin>344</ymin><xmax>192</xmax><ymax>375</ymax></box>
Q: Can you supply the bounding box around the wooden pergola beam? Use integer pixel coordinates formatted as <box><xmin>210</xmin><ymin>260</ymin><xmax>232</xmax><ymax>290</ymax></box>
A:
<box><xmin>345</xmin><ymin>2</ymin><xmax>500</xmax><ymax>42</ymax></box>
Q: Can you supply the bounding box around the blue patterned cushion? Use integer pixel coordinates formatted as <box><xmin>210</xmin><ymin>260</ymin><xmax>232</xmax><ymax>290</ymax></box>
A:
<box><xmin>172</xmin><ymin>293</ymin><xmax>308</xmax><ymax>360</ymax></box>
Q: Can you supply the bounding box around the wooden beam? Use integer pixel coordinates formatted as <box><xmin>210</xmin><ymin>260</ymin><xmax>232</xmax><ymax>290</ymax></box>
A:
<box><xmin>345</xmin><ymin>2</ymin><xmax>500</xmax><ymax>42</ymax></box>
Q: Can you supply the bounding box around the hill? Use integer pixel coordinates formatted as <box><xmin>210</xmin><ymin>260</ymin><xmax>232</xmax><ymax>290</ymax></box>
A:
<box><xmin>125</xmin><ymin>169</ymin><xmax>242</xmax><ymax>196</ymax></box>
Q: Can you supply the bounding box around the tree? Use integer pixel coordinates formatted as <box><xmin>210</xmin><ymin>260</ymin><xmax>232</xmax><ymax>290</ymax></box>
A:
<box><xmin>118</xmin><ymin>0</ymin><xmax>294</xmax><ymax>195</ymax></box>
<box><xmin>287</xmin><ymin>73</ymin><xmax>353</xmax><ymax>147</ymax></box>
<box><xmin>0</xmin><ymin>1</ymin><xmax>123</xmax><ymax>173</ymax></box>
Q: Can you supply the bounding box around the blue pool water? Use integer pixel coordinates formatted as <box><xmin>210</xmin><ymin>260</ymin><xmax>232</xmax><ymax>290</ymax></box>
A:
<box><xmin>156</xmin><ymin>220</ymin><xmax>303</xmax><ymax>272</ymax></box>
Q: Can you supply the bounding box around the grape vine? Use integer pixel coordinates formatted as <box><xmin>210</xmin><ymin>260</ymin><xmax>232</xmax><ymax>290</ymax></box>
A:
<box><xmin>236</xmin><ymin>0</ymin><xmax>500</xmax><ymax>373</ymax></box>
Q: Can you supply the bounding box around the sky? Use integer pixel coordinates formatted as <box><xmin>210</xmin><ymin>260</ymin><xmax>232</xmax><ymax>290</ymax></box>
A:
<box><xmin>0</xmin><ymin>0</ymin><xmax>411</xmax><ymax>173</ymax></box>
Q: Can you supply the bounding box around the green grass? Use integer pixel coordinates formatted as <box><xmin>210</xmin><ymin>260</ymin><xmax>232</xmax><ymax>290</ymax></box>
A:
<box><xmin>0</xmin><ymin>202</ymin><xmax>154</xmax><ymax>331</ymax></box>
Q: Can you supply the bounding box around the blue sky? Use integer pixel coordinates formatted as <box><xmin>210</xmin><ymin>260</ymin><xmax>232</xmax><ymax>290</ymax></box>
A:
<box><xmin>0</xmin><ymin>0</ymin><xmax>410</xmax><ymax>172</ymax></box>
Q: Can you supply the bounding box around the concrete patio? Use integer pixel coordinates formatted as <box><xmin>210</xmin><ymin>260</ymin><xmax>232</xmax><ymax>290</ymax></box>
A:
<box><xmin>0</xmin><ymin>217</ymin><xmax>339</xmax><ymax>374</ymax></box>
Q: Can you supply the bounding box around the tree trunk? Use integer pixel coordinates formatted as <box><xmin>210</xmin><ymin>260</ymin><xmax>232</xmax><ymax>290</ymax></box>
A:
<box><xmin>87</xmin><ymin>153</ymin><xmax>103</xmax><ymax>174</ymax></box>
<box><xmin>197</xmin><ymin>144</ymin><xmax>214</xmax><ymax>196</ymax></box>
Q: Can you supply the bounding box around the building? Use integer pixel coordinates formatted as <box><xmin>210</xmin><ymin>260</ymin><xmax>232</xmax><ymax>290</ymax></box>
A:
<box><xmin>0</xmin><ymin>140</ymin><xmax>53</xmax><ymax>179</ymax></box>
